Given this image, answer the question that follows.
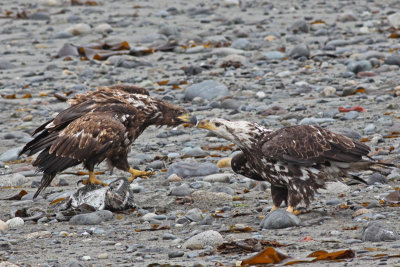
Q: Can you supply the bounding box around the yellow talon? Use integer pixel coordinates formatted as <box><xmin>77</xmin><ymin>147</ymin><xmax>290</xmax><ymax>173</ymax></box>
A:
<box><xmin>270</xmin><ymin>205</ymin><xmax>279</xmax><ymax>212</ymax></box>
<box><xmin>81</xmin><ymin>171</ymin><xmax>108</xmax><ymax>186</ymax></box>
<box><xmin>128</xmin><ymin>168</ymin><xmax>155</xmax><ymax>182</ymax></box>
<box><xmin>286</xmin><ymin>206</ymin><xmax>300</xmax><ymax>215</ymax></box>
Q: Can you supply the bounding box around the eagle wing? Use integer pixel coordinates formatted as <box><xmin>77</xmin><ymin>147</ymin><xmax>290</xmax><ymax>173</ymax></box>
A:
<box><xmin>260</xmin><ymin>125</ymin><xmax>370</xmax><ymax>166</ymax></box>
<box><xmin>47</xmin><ymin>112</ymin><xmax>127</xmax><ymax>162</ymax></box>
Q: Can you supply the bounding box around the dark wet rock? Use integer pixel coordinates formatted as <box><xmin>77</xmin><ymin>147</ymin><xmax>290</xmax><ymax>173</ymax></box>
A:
<box><xmin>168</xmin><ymin>251</ymin><xmax>184</xmax><ymax>258</ymax></box>
<box><xmin>184</xmin><ymin>80</ymin><xmax>229</xmax><ymax>101</ymax></box>
<box><xmin>361</xmin><ymin>222</ymin><xmax>399</xmax><ymax>242</ymax></box>
<box><xmin>289</xmin><ymin>44</ymin><xmax>310</xmax><ymax>59</ymax></box>
<box><xmin>259</xmin><ymin>210</ymin><xmax>300</xmax><ymax>229</ymax></box>
<box><xmin>347</xmin><ymin>60</ymin><xmax>372</xmax><ymax>74</ymax></box>
<box><xmin>289</xmin><ymin>20</ymin><xmax>309</xmax><ymax>33</ymax></box>
<box><xmin>166</xmin><ymin>161</ymin><xmax>219</xmax><ymax>178</ymax></box>
<box><xmin>69</xmin><ymin>213</ymin><xmax>102</xmax><ymax>225</ymax></box>
<box><xmin>29</xmin><ymin>12</ymin><xmax>50</xmax><ymax>20</ymax></box>
<box><xmin>367</xmin><ymin>173</ymin><xmax>388</xmax><ymax>185</ymax></box>
<box><xmin>384</xmin><ymin>55</ymin><xmax>400</xmax><ymax>66</ymax></box>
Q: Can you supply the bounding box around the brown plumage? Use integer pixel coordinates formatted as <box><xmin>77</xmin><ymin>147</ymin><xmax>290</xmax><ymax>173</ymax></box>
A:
<box><xmin>20</xmin><ymin>85</ymin><xmax>191</xmax><ymax>198</ymax></box>
<box><xmin>198</xmin><ymin>118</ymin><xmax>384</xmax><ymax>213</ymax></box>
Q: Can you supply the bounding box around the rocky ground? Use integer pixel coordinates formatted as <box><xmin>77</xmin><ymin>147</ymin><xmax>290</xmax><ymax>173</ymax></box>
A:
<box><xmin>1</xmin><ymin>0</ymin><xmax>400</xmax><ymax>266</ymax></box>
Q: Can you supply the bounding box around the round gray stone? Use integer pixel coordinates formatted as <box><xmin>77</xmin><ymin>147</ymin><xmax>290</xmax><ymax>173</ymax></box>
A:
<box><xmin>259</xmin><ymin>209</ymin><xmax>300</xmax><ymax>229</ymax></box>
<box><xmin>361</xmin><ymin>222</ymin><xmax>399</xmax><ymax>242</ymax></box>
<box><xmin>69</xmin><ymin>213</ymin><xmax>102</xmax><ymax>225</ymax></box>
<box><xmin>184</xmin><ymin>80</ymin><xmax>229</xmax><ymax>101</ymax></box>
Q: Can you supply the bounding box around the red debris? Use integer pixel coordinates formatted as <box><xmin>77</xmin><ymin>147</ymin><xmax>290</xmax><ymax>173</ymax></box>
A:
<box><xmin>338</xmin><ymin>106</ymin><xmax>366</xmax><ymax>112</ymax></box>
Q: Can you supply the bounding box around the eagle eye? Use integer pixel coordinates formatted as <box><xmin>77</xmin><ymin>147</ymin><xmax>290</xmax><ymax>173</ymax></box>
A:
<box><xmin>214</xmin><ymin>122</ymin><xmax>222</xmax><ymax>127</ymax></box>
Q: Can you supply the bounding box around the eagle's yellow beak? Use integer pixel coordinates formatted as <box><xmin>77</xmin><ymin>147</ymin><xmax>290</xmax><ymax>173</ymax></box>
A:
<box><xmin>177</xmin><ymin>113</ymin><xmax>190</xmax><ymax>123</ymax></box>
<box><xmin>197</xmin><ymin>119</ymin><xmax>217</xmax><ymax>130</ymax></box>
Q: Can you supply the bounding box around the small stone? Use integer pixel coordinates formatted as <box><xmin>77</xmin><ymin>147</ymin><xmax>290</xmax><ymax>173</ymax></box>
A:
<box><xmin>290</xmin><ymin>20</ymin><xmax>309</xmax><ymax>33</ymax></box>
<box><xmin>326</xmin><ymin>199</ymin><xmax>341</xmax><ymax>206</ymax></box>
<box><xmin>352</xmin><ymin>208</ymin><xmax>372</xmax><ymax>218</ymax></box>
<box><xmin>203</xmin><ymin>173</ymin><xmax>232</xmax><ymax>183</ymax></box>
<box><xmin>185</xmin><ymin>208</ymin><xmax>203</xmax><ymax>222</ymax></box>
<box><xmin>367</xmin><ymin>173</ymin><xmax>387</xmax><ymax>185</ymax></box>
<box><xmin>221</xmin><ymin>99</ymin><xmax>241</xmax><ymax>110</ymax></box>
<box><xmin>146</xmin><ymin>160</ymin><xmax>165</xmax><ymax>170</ymax></box>
<box><xmin>140</xmin><ymin>213</ymin><xmax>157</xmax><ymax>222</ymax></box>
<box><xmin>347</xmin><ymin>60</ymin><xmax>372</xmax><ymax>74</ymax></box>
<box><xmin>0</xmin><ymin>60</ymin><xmax>16</xmax><ymax>70</ymax></box>
<box><xmin>184</xmin><ymin>80</ymin><xmax>229</xmax><ymax>101</ymax></box>
<box><xmin>183</xmin><ymin>230</ymin><xmax>223</xmax><ymax>250</ymax></box>
<box><xmin>361</xmin><ymin>222</ymin><xmax>399</xmax><ymax>242</ymax></box>
<box><xmin>169</xmin><ymin>184</ymin><xmax>193</xmax><ymax>196</ymax></box>
<box><xmin>163</xmin><ymin>233</ymin><xmax>177</xmax><ymax>240</ymax></box>
<box><xmin>168</xmin><ymin>251</ymin><xmax>184</xmax><ymax>258</ymax></box>
<box><xmin>342</xmin><ymin>111</ymin><xmax>359</xmax><ymax>120</ymax></box>
<box><xmin>0</xmin><ymin>220</ymin><xmax>9</xmax><ymax>232</ymax></box>
<box><xmin>94</xmin><ymin>23</ymin><xmax>112</xmax><ymax>34</ymax></box>
<box><xmin>82</xmin><ymin>256</ymin><xmax>91</xmax><ymax>261</ymax></box>
<box><xmin>320</xmin><ymin>86</ymin><xmax>336</xmax><ymax>97</ymax></box>
<box><xmin>0</xmin><ymin>173</ymin><xmax>28</xmax><ymax>187</ymax></box>
<box><xmin>97</xmin><ymin>253</ymin><xmax>109</xmax><ymax>259</ymax></box>
<box><xmin>0</xmin><ymin>147</ymin><xmax>23</xmax><ymax>162</ymax></box>
<box><xmin>264</xmin><ymin>51</ymin><xmax>285</xmax><ymax>60</ymax></box>
<box><xmin>6</xmin><ymin>217</ymin><xmax>24</xmax><ymax>229</ymax></box>
<box><xmin>384</xmin><ymin>55</ymin><xmax>400</xmax><ymax>67</ymax></box>
<box><xmin>29</xmin><ymin>12</ymin><xmax>50</xmax><ymax>20</ymax></box>
<box><xmin>93</xmin><ymin>210</ymin><xmax>114</xmax><ymax>221</ymax></box>
<box><xmin>230</xmin><ymin>38</ymin><xmax>250</xmax><ymax>50</ymax></box>
<box><xmin>217</xmin><ymin>158</ymin><xmax>231</xmax><ymax>168</ymax></box>
<box><xmin>182</xmin><ymin>147</ymin><xmax>208</xmax><ymax>158</ymax></box>
<box><xmin>69</xmin><ymin>213</ymin><xmax>102</xmax><ymax>225</ymax></box>
<box><xmin>259</xmin><ymin>210</ymin><xmax>300</xmax><ymax>229</ymax></box>
<box><xmin>289</xmin><ymin>44</ymin><xmax>310</xmax><ymax>59</ymax></box>
<box><xmin>211</xmin><ymin>185</ymin><xmax>235</xmax><ymax>195</ymax></box>
<box><xmin>66</xmin><ymin>23</ymin><xmax>91</xmax><ymax>36</ymax></box>
<box><xmin>192</xmin><ymin>190</ymin><xmax>233</xmax><ymax>204</ymax></box>
<box><xmin>364</xmin><ymin>123</ymin><xmax>376</xmax><ymax>134</ymax></box>
<box><xmin>166</xmin><ymin>161</ymin><xmax>219</xmax><ymax>178</ymax></box>
<box><xmin>168</xmin><ymin>173</ymin><xmax>182</xmax><ymax>182</ymax></box>
<box><xmin>318</xmin><ymin>181</ymin><xmax>350</xmax><ymax>194</ymax></box>
<box><xmin>388</xmin><ymin>12</ymin><xmax>400</xmax><ymax>28</ymax></box>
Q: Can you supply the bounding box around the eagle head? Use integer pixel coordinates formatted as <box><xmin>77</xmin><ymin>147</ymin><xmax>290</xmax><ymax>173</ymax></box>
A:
<box><xmin>156</xmin><ymin>101</ymin><xmax>196</xmax><ymax>126</ymax></box>
<box><xmin>197</xmin><ymin>118</ymin><xmax>263</xmax><ymax>148</ymax></box>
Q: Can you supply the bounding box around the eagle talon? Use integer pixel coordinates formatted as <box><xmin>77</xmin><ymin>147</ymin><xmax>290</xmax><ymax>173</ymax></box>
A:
<box><xmin>78</xmin><ymin>171</ymin><xmax>108</xmax><ymax>186</ymax></box>
<box><xmin>128</xmin><ymin>168</ymin><xmax>155</xmax><ymax>182</ymax></box>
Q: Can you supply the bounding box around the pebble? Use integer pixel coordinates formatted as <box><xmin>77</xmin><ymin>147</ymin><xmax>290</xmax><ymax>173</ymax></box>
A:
<box><xmin>361</xmin><ymin>222</ymin><xmax>399</xmax><ymax>242</ymax></box>
<box><xmin>97</xmin><ymin>253</ymin><xmax>109</xmax><ymax>259</ymax></box>
<box><xmin>93</xmin><ymin>210</ymin><xmax>114</xmax><ymax>221</ymax></box>
<box><xmin>259</xmin><ymin>209</ymin><xmax>300</xmax><ymax>229</ymax></box>
<box><xmin>183</xmin><ymin>230</ymin><xmax>224</xmax><ymax>250</ymax></box>
<box><xmin>169</xmin><ymin>183</ymin><xmax>193</xmax><ymax>196</ymax></box>
<box><xmin>29</xmin><ymin>12</ymin><xmax>50</xmax><ymax>20</ymax></box>
<box><xmin>347</xmin><ymin>60</ymin><xmax>372</xmax><ymax>74</ymax></box>
<box><xmin>185</xmin><ymin>208</ymin><xmax>203</xmax><ymax>222</ymax></box>
<box><xmin>184</xmin><ymin>80</ymin><xmax>229</xmax><ymax>101</ymax></box>
<box><xmin>166</xmin><ymin>161</ymin><xmax>219</xmax><ymax>178</ymax></box>
<box><xmin>0</xmin><ymin>147</ymin><xmax>24</xmax><ymax>162</ymax></box>
<box><xmin>203</xmin><ymin>173</ymin><xmax>232</xmax><ymax>183</ymax></box>
<box><xmin>318</xmin><ymin>181</ymin><xmax>350</xmax><ymax>194</ymax></box>
<box><xmin>6</xmin><ymin>217</ymin><xmax>24</xmax><ymax>229</ymax></box>
<box><xmin>289</xmin><ymin>44</ymin><xmax>310</xmax><ymax>59</ymax></box>
<box><xmin>192</xmin><ymin>190</ymin><xmax>233</xmax><ymax>204</ymax></box>
<box><xmin>290</xmin><ymin>20</ymin><xmax>309</xmax><ymax>34</ymax></box>
<box><xmin>384</xmin><ymin>55</ymin><xmax>400</xmax><ymax>67</ymax></box>
<box><xmin>264</xmin><ymin>51</ymin><xmax>285</xmax><ymax>60</ymax></box>
<box><xmin>66</xmin><ymin>23</ymin><xmax>91</xmax><ymax>36</ymax></box>
<box><xmin>0</xmin><ymin>173</ymin><xmax>28</xmax><ymax>187</ymax></box>
<box><xmin>168</xmin><ymin>251</ymin><xmax>184</xmax><ymax>258</ymax></box>
<box><xmin>69</xmin><ymin>213</ymin><xmax>102</xmax><ymax>225</ymax></box>
<box><xmin>0</xmin><ymin>220</ymin><xmax>9</xmax><ymax>232</ymax></box>
<box><xmin>367</xmin><ymin>173</ymin><xmax>388</xmax><ymax>185</ymax></box>
<box><xmin>182</xmin><ymin>147</ymin><xmax>208</xmax><ymax>158</ymax></box>
<box><xmin>352</xmin><ymin>208</ymin><xmax>372</xmax><ymax>218</ymax></box>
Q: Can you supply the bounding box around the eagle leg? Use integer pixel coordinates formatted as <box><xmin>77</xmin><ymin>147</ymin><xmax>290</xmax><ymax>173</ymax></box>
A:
<box><xmin>286</xmin><ymin>206</ymin><xmax>300</xmax><ymax>215</ymax></box>
<box><xmin>80</xmin><ymin>171</ymin><xmax>108</xmax><ymax>186</ymax></box>
<box><xmin>128</xmin><ymin>168</ymin><xmax>155</xmax><ymax>182</ymax></box>
<box><xmin>270</xmin><ymin>205</ymin><xmax>279</xmax><ymax>212</ymax></box>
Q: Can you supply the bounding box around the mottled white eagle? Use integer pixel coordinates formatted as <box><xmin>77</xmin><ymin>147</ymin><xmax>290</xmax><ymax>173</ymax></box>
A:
<box><xmin>198</xmin><ymin>118</ymin><xmax>381</xmax><ymax>214</ymax></box>
<box><xmin>20</xmin><ymin>85</ymin><xmax>192</xmax><ymax>198</ymax></box>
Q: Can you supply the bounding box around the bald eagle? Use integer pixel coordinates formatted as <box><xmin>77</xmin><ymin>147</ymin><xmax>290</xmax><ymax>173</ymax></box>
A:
<box><xmin>20</xmin><ymin>85</ymin><xmax>192</xmax><ymax>198</ymax></box>
<box><xmin>198</xmin><ymin>118</ymin><xmax>380</xmax><ymax>214</ymax></box>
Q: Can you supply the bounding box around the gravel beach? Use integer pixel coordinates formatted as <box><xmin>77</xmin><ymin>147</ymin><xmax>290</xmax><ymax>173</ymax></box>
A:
<box><xmin>1</xmin><ymin>0</ymin><xmax>400</xmax><ymax>266</ymax></box>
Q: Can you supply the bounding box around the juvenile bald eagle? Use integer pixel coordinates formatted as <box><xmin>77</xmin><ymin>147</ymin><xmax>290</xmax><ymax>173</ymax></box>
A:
<box><xmin>198</xmin><ymin>118</ymin><xmax>379</xmax><ymax>213</ymax></box>
<box><xmin>20</xmin><ymin>85</ymin><xmax>192</xmax><ymax>198</ymax></box>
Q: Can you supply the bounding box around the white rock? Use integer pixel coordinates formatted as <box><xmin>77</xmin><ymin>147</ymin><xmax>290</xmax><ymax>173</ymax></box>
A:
<box><xmin>95</xmin><ymin>23</ymin><xmax>112</xmax><ymax>34</ymax></box>
<box><xmin>256</xmin><ymin>91</ymin><xmax>266</xmax><ymax>99</ymax></box>
<box><xmin>388</xmin><ymin>12</ymin><xmax>400</xmax><ymax>28</ymax></box>
<box><xmin>320</xmin><ymin>86</ymin><xmax>336</xmax><ymax>97</ymax></box>
<box><xmin>66</xmin><ymin>23</ymin><xmax>91</xmax><ymax>36</ymax></box>
<box><xmin>82</xmin><ymin>256</ymin><xmax>91</xmax><ymax>261</ymax></box>
<box><xmin>24</xmin><ymin>231</ymin><xmax>51</xmax><ymax>239</ymax></box>
<box><xmin>0</xmin><ymin>220</ymin><xmax>8</xmax><ymax>232</ymax></box>
<box><xmin>97</xmin><ymin>253</ymin><xmax>109</xmax><ymax>259</ymax></box>
<box><xmin>140</xmin><ymin>212</ymin><xmax>157</xmax><ymax>222</ymax></box>
<box><xmin>203</xmin><ymin>173</ymin><xmax>232</xmax><ymax>183</ymax></box>
<box><xmin>6</xmin><ymin>217</ymin><xmax>24</xmax><ymax>229</ymax></box>
<box><xmin>183</xmin><ymin>230</ymin><xmax>224</xmax><ymax>250</ymax></box>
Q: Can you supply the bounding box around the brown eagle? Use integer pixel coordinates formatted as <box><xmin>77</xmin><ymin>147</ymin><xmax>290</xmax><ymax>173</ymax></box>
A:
<box><xmin>20</xmin><ymin>85</ymin><xmax>192</xmax><ymax>198</ymax></box>
<box><xmin>198</xmin><ymin>118</ymin><xmax>381</xmax><ymax>214</ymax></box>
